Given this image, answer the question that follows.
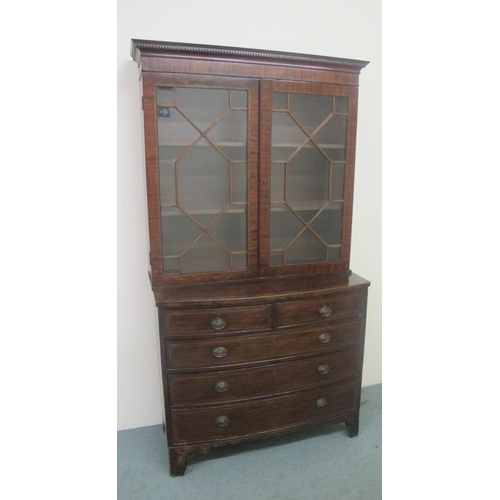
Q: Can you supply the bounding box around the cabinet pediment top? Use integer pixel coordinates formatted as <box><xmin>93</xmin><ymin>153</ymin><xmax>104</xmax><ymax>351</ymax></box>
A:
<box><xmin>130</xmin><ymin>39</ymin><xmax>369</xmax><ymax>72</ymax></box>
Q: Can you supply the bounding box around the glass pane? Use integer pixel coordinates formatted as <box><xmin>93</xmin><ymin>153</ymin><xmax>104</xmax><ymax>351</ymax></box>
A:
<box><xmin>271</xmin><ymin>147</ymin><xmax>299</xmax><ymax>162</ymax></box>
<box><xmin>271</xmin><ymin>163</ymin><xmax>285</xmax><ymax>203</ymax></box>
<box><xmin>310</xmin><ymin>203</ymin><xmax>343</xmax><ymax>245</ymax></box>
<box><xmin>272</xmin><ymin>93</ymin><xmax>287</xmax><ymax>110</ymax></box>
<box><xmin>157</xmin><ymin>108</ymin><xmax>201</xmax><ymax>161</ymax></box>
<box><xmin>208</xmin><ymin>206</ymin><xmax>247</xmax><ymax>252</ymax></box>
<box><xmin>328</xmin><ymin>247</ymin><xmax>341</xmax><ymax>261</ymax></box>
<box><xmin>189</xmin><ymin>212</ymin><xmax>219</xmax><ymax>229</ymax></box>
<box><xmin>157</xmin><ymin>87</ymin><xmax>175</xmax><ymax>106</ymax></box>
<box><xmin>320</xmin><ymin>146</ymin><xmax>346</xmax><ymax>162</ymax></box>
<box><xmin>158</xmin><ymin>145</ymin><xmax>192</xmax><ymax>162</ymax></box>
<box><xmin>269</xmin><ymin>251</ymin><xmax>283</xmax><ymax>267</ymax></box>
<box><xmin>218</xmin><ymin>145</ymin><xmax>247</xmax><ymax>161</ymax></box>
<box><xmin>231</xmin><ymin>163</ymin><xmax>247</xmax><ymax>203</ymax></box>
<box><xmin>207</xmin><ymin>110</ymin><xmax>247</xmax><ymax>161</ymax></box>
<box><xmin>289</xmin><ymin>94</ymin><xmax>333</xmax><ymax>134</ymax></box>
<box><xmin>335</xmin><ymin>96</ymin><xmax>348</xmax><ymax>113</ymax></box>
<box><xmin>271</xmin><ymin>109</ymin><xmax>308</xmax><ymax>163</ymax></box>
<box><xmin>286</xmin><ymin>145</ymin><xmax>329</xmax><ymax>213</ymax></box>
<box><xmin>268</xmin><ymin>91</ymin><xmax>346</xmax><ymax>269</ymax></box>
<box><xmin>232</xmin><ymin>253</ymin><xmax>247</xmax><ymax>269</ymax></box>
<box><xmin>159</xmin><ymin>162</ymin><xmax>176</xmax><ymax>206</ymax></box>
<box><xmin>230</xmin><ymin>90</ymin><xmax>247</xmax><ymax>109</ymax></box>
<box><xmin>181</xmin><ymin>234</ymin><xmax>230</xmax><ymax>273</ymax></box>
<box><xmin>295</xmin><ymin>208</ymin><xmax>322</xmax><ymax>224</ymax></box>
<box><xmin>157</xmin><ymin>85</ymin><xmax>251</xmax><ymax>276</ymax></box>
<box><xmin>161</xmin><ymin>207</ymin><xmax>202</xmax><ymax>257</ymax></box>
<box><xmin>164</xmin><ymin>257</ymin><xmax>180</xmax><ymax>275</ymax></box>
<box><xmin>177</xmin><ymin>88</ymin><xmax>229</xmax><ymax>131</ymax></box>
<box><xmin>313</xmin><ymin>113</ymin><xmax>347</xmax><ymax>161</ymax></box>
<box><xmin>207</xmin><ymin>110</ymin><xmax>247</xmax><ymax>144</ymax></box>
<box><xmin>331</xmin><ymin>163</ymin><xmax>345</xmax><ymax>200</ymax></box>
<box><xmin>272</xmin><ymin>112</ymin><xmax>308</xmax><ymax>145</ymax></box>
<box><xmin>217</xmin><ymin>144</ymin><xmax>247</xmax><ymax>161</ymax></box>
<box><xmin>285</xmin><ymin>228</ymin><xmax>326</xmax><ymax>264</ymax></box>
<box><xmin>270</xmin><ymin>204</ymin><xmax>304</xmax><ymax>250</ymax></box>
<box><xmin>177</xmin><ymin>139</ymin><xmax>229</xmax><ymax>214</ymax></box>
<box><xmin>313</xmin><ymin>114</ymin><xmax>347</xmax><ymax>147</ymax></box>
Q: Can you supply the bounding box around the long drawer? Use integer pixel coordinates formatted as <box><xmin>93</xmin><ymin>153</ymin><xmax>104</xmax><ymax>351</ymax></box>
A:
<box><xmin>168</xmin><ymin>346</ymin><xmax>361</xmax><ymax>406</ymax></box>
<box><xmin>170</xmin><ymin>379</ymin><xmax>359</xmax><ymax>444</ymax></box>
<box><xmin>166</xmin><ymin>319</ymin><xmax>363</xmax><ymax>370</ymax></box>
<box><xmin>277</xmin><ymin>292</ymin><xmax>364</xmax><ymax>327</ymax></box>
<box><xmin>164</xmin><ymin>304</ymin><xmax>272</xmax><ymax>335</ymax></box>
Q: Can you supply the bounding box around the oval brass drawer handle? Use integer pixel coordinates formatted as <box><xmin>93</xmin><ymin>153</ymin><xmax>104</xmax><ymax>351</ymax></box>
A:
<box><xmin>216</xmin><ymin>415</ymin><xmax>230</xmax><ymax>427</ymax></box>
<box><xmin>317</xmin><ymin>333</ymin><xmax>331</xmax><ymax>344</ymax></box>
<box><xmin>317</xmin><ymin>364</ymin><xmax>330</xmax><ymax>375</ymax></box>
<box><xmin>316</xmin><ymin>397</ymin><xmax>328</xmax><ymax>408</ymax></box>
<box><xmin>319</xmin><ymin>304</ymin><xmax>332</xmax><ymax>317</ymax></box>
<box><xmin>212</xmin><ymin>346</ymin><xmax>228</xmax><ymax>358</ymax></box>
<box><xmin>214</xmin><ymin>381</ymin><xmax>229</xmax><ymax>393</ymax></box>
<box><xmin>211</xmin><ymin>315</ymin><xmax>226</xmax><ymax>331</ymax></box>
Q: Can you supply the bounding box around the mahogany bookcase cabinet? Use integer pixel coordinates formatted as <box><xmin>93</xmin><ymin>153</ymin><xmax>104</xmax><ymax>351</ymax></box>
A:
<box><xmin>130</xmin><ymin>39</ymin><xmax>370</xmax><ymax>476</ymax></box>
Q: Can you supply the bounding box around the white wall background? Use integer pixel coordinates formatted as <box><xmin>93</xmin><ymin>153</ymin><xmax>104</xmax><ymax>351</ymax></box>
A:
<box><xmin>117</xmin><ymin>0</ymin><xmax>382</xmax><ymax>431</ymax></box>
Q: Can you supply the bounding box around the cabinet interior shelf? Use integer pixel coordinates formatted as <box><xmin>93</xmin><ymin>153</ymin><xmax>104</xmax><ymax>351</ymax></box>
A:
<box><xmin>157</xmin><ymin>142</ymin><xmax>344</xmax><ymax>148</ymax></box>
<box><xmin>270</xmin><ymin>203</ymin><xmax>343</xmax><ymax>211</ymax></box>
<box><xmin>160</xmin><ymin>205</ymin><xmax>341</xmax><ymax>215</ymax></box>
<box><xmin>272</xmin><ymin>143</ymin><xmax>345</xmax><ymax>148</ymax></box>
<box><xmin>161</xmin><ymin>207</ymin><xmax>246</xmax><ymax>216</ymax></box>
<box><xmin>158</xmin><ymin>142</ymin><xmax>247</xmax><ymax>147</ymax></box>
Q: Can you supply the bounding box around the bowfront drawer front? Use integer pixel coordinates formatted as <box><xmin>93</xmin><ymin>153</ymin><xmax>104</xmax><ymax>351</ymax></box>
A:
<box><xmin>166</xmin><ymin>319</ymin><xmax>363</xmax><ymax>370</ymax></box>
<box><xmin>168</xmin><ymin>346</ymin><xmax>361</xmax><ymax>406</ymax></box>
<box><xmin>277</xmin><ymin>292</ymin><xmax>364</xmax><ymax>327</ymax></box>
<box><xmin>164</xmin><ymin>305</ymin><xmax>272</xmax><ymax>335</ymax></box>
<box><xmin>170</xmin><ymin>379</ymin><xmax>359</xmax><ymax>444</ymax></box>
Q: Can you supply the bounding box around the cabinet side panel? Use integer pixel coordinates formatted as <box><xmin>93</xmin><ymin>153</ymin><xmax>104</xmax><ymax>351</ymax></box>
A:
<box><xmin>142</xmin><ymin>73</ymin><xmax>163</xmax><ymax>281</ymax></box>
<box><xmin>340</xmin><ymin>90</ymin><xmax>360</xmax><ymax>264</ymax></box>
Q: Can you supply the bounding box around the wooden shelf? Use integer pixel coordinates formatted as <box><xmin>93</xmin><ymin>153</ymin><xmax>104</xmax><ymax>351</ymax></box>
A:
<box><xmin>270</xmin><ymin>202</ymin><xmax>343</xmax><ymax>212</ymax></box>
<box><xmin>272</xmin><ymin>143</ymin><xmax>345</xmax><ymax>148</ymax></box>
<box><xmin>158</xmin><ymin>141</ymin><xmax>246</xmax><ymax>147</ymax></box>
<box><xmin>161</xmin><ymin>206</ymin><xmax>247</xmax><ymax>216</ymax></box>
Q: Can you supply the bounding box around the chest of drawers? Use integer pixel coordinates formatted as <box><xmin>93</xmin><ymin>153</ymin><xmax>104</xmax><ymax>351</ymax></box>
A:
<box><xmin>157</xmin><ymin>273</ymin><xmax>369</xmax><ymax>475</ymax></box>
<box><xmin>131</xmin><ymin>39</ymin><xmax>370</xmax><ymax>476</ymax></box>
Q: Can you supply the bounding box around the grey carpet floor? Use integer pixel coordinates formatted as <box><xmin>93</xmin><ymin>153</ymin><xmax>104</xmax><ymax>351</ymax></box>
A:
<box><xmin>118</xmin><ymin>383</ymin><xmax>381</xmax><ymax>500</ymax></box>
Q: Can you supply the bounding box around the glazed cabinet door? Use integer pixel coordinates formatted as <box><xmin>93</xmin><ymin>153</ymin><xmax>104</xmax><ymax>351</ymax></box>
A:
<box><xmin>142</xmin><ymin>74</ymin><xmax>259</xmax><ymax>286</ymax></box>
<box><xmin>259</xmin><ymin>80</ymin><xmax>360</xmax><ymax>277</ymax></box>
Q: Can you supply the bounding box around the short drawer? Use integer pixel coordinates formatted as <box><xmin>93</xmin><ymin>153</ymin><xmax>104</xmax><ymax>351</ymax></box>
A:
<box><xmin>168</xmin><ymin>346</ymin><xmax>362</xmax><ymax>406</ymax></box>
<box><xmin>170</xmin><ymin>379</ymin><xmax>359</xmax><ymax>444</ymax></box>
<box><xmin>277</xmin><ymin>292</ymin><xmax>364</xmax><ymax>327</ymax></box>
<box><xmin>166</xmin><ymin>319</ymin><xmax>363</xmax><ymax>370</ymax></box>
<box><xmin>164</xmin><ymin>305</ymin><xmax>272</xmax><ymax>335</ymax></box>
